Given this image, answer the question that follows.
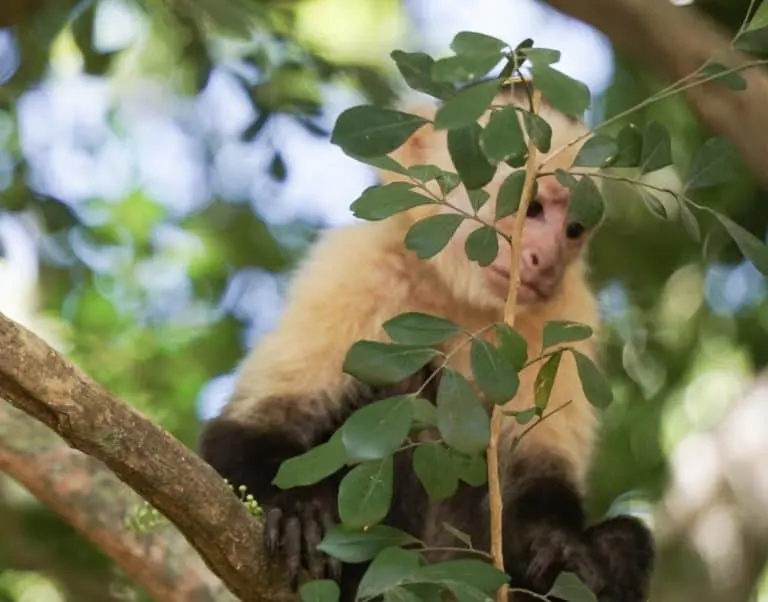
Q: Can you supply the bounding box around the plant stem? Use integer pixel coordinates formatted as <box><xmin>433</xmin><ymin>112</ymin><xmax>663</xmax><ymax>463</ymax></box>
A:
<box><xmin>488</xmin><ymin>87</ymin><xmax>543</xmax><ymax>602</ymax></box>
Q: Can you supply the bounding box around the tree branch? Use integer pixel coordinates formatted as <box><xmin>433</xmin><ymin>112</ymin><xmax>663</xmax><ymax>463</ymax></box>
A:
<box><xmin>0</xmin><ymin>311</ymin><xmax>293</xmax><ymax>602</ymax></box>
<box><xmin>543</xmin><ymin>0</ymin><xmax>768</xmax><ymax>188</ymax></box>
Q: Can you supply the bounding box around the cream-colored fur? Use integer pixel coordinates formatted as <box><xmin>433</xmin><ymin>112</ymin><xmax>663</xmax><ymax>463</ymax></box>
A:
<box><xmin>227</xmin><ymin>87</ymin><xmax>601</xmax><ymax>488</ymax></box>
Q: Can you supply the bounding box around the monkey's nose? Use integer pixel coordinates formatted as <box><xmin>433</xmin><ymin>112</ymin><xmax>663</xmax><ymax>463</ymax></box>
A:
<box><xmin>522</xmin><ymin>249</ymin><xmax>540</xmax><ymax>268</ymax></box>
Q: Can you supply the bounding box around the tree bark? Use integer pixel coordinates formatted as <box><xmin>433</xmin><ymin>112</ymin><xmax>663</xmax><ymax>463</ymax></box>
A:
<box><xmin>544</xmin><ymin>0</ymin><xmax>768</xmax><ymax>188</ymax></box>
<box><xmin>0</xmin><ymin>311</ymin><xmax>293</xmax><ymax>602</ymax></box>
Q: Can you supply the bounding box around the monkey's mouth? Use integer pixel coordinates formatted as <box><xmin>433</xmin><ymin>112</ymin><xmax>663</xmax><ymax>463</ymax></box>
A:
<box><xmin>488</xmin><ymin>266</ymin><xmax>546</xmax><ymax>301</ymax></box>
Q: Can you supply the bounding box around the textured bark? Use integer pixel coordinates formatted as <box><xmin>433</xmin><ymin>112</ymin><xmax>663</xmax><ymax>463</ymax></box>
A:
<box><xmin>544</xmin><ymin>0</ymin><xmax>768</xmax><ymax>187</ymax></box>
<box><xmin>0</xmin><ymin>311</ymin><xmax>293</xmax><ymax>602</ymax></box>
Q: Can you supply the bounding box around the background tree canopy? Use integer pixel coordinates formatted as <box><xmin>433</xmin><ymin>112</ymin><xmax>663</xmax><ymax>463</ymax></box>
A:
<box><xmin>0</xmin><ymin>0</ymin><xmax>767</xmax><ymax>600</ymax></box>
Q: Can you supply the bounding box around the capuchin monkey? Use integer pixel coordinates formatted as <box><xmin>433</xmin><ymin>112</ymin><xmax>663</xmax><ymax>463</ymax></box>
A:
<box><xmin>199</xmin><ymin>85</ymin><xmax>655</xmax><ymax>602</ymax></box>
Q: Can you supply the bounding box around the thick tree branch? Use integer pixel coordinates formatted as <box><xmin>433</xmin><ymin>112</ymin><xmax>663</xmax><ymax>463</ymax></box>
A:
<box><xmin>0</xmin><ymin>311</ymin><xmax>293</xmax><ymax>602</ymax></box>
<box><xmin>0</xmin><ymin>402</ymin><xmax>236</xmax><ymax>602</ymax></box>
<box><xmin>544</xmin><ymin>0</ymin><xmax>768</xmax><ymax>188</ymax></box>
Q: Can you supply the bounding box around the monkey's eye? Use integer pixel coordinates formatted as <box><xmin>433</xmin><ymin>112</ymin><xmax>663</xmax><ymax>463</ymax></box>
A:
<box><xmin>566</xmin><ymin>222</ymin><xmax>585</xmax><ymax>239</ymax></box>
<box><xmin>526</xmin><ymin>200</ymin><xmax>544</xmax><ymax>218</ymax></box>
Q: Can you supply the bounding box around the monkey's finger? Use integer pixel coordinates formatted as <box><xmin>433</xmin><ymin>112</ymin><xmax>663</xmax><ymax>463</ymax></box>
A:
<box><xmin>302</xmin><ymin>506</ymin><xmax>325</xmax><ymax>579</ymax></box>
<box><xmin>283</xmin><ymin>516</ymin><xmax>302</xmax><ymax>589</ymax></box>
<box><xmin>265</xmin><ymin>507</ymin><xmax>283</xmax><ymax>555</ymax></box>
<box><xmin>318</xmin><ymin>504</ymin><xmax>342</xmax><ymax>580</ymax></box>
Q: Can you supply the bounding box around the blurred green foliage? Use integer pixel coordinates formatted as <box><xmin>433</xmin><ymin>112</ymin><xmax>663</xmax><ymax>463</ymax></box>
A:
<box><xmin>0</xmin><ymin>0</ymin><xmax>766</xmax><ymax>600</ymax></box>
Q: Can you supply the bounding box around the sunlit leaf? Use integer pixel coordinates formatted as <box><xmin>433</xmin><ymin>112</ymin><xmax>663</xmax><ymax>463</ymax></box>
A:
<box><xmin>358</xmin><ymin>547</ymin><xmax>422</xmax><ymax>599</ymax></box>
<box><xmin>448</xmin><ymin>124</ymin><xmax>497</xmax><ymax>189</ymax></box>
<box><xmin>391</xmin><ymin>50</ymin><xmax>455</xmax><ymax>99</ymax></box>
<box><xmin>470</xmin><ymin>339</ymin><xmax>520</xmax><ymax>404</ymax></box>
<box><xmin>299</xmin><ymin>580</ymin><xmax>340</xmax><ymax>602</ymax></box>
<box><xmin>542</xmin><ymin>320</ymin><xmax>593</xmax><ymax>349</ymax></box>
<box><xmin>572</xmin><ymin>135</ymin><xmax>618</xmax><ymax>167</ymax></box>
<box><xmin>405</xmin><ymin>214</ymin><xmax>465</xmax><ymax>258</ymax></box>
<box><xmin>639</xmin><ymin>188</ymin><xmax>668</xmax><ymax>220</ymax></box>
<box><xmin>529</xmin><ymin>64</ymin><xmax>590</xmax><ymax>117</ymax></box>
<box><xmin>676</xmin><ymin>198</ymin><xmax>701</xmax><ymax>242</ymax></box>
<box><xmin>716</xmin><ymin>213</ymin><xmax>768</xmax><ymax>275</ymax></box>
<box><xmin>273</xmin><ymin>434</ymin><xmax>347</xmax><ymax>489</ymax></box>
<box><xmin>411</xmin><ymin>560</ymin><xmax>509</xmax><ymax>593</ymax></box>
<box><xmin>436</xmin><ymin>368</ymin><xmax>491</xmax><ymax>455</ymax></box>
<box><xmin>547</xmin><ymin>572</ymin><xmax>597</xmax><ymax>602</ymax></box>
<box><xmin>480</xmin><ymin>106</ymin><xmax>526</xmax><ymax>164</ymax></box>
<box><xmin>571</xmin><ymin>350</ymin><xmax>613</xmax><ymax>409</ymax></box>
<box><xmin>332</xmin><ymin>106</ymin><xmax>429</xmax><ymax>157</ymax></box>
<box><xmin>338</xmin><ymin>457</ymin><xmax>394</xmax><ymax>528</ymax></box>
<box><xmin>384</xmin><ymin>312</ymin><xmax>461</xmax><ymax>345</ymax></box>
<box><xmin>465</xmin><ymin>226</ymin><xmax>499</xmax><ymax>266</ymax></box>
<box><xmin>341</xmin><ymin>396</ymin><xmax>414</xmax><ymax>461</ymax></box>
<box><xmin>434</xmin><ymin>80</ymin><xmax>501</xmax><ymax>130</ymax></box>
<box><xmin>523</xmin><ymin>111</ymin><xmax>552</xmax><ymax>153</ymax></box>
<box><xmin>413</xmin><ymin>443</ymin><xmax>459</xmax><ymax>500</ymax></box>
<box><xmin>343</xmin><ymin>341</ymin><xmax>439</xmax><ymax>387</ymax></box>
<box><xmin>442</xmin><ymin>522</ymin><xmax>473</xmax><ymax>548</ymax></box>
<box><xmin>351</xmin><ymin>183</ymin><xmax>434</xmax><ymax>221</ymax></box>
<box><xmin>520</xmin><ymin>47</ymin><xmax>561</xmax><ymax>65</ymax></box>
<box><xmin>747</xmin><ymin>0</ymin><xmax>768</xmax><ymax>30</ymax></box>
<box><xmin>432</xmin><ymin>55</ymin><xmax>501</xmax><ymax>85</ymax></box>
<box><xmin>451</xmin><ymin>31</ymin><xmax>509</xmax><ymax>56</ymax></box>
<box><xmin>318</xmin><ymin>525</ymin><xmax>419</xmax><ymax>563</ymax></box>
<box><xmin>534</xmin><ymin>351</ymin><xmax>562</xmax><ymax>411</ymax></box>
<box><xmin>685</xmin><ymin>137</ymin><xmax>739</xmax><ymax>190</ymax></box>
<box><xmin>640</xmin><ymin>122</ymin><xmax>673</xmax><ymax>175</ymax></box>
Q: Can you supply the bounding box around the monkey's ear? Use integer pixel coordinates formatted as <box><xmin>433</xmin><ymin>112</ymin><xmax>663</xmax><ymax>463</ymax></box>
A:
<box><xmin>379</xmin><ymin>102</ymin><xmax>438</xmax><ymax>183</ymax></box>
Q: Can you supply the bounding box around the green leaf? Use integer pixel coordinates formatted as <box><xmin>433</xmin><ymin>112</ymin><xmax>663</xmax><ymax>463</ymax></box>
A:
<box><xmin>391</xmin><ymin>50</ymin><xmax>455</xmax><ymax>99</ymax></box>
<box><xmin>470</xmin><ymin>339</ymin><xmax>520</xmax><ymax>404</ymax></box>
<box><xmin>448</xmin><ymin>124</ymin><xmax>497</xmax><ymax>189</ymax></box>
<box><xmin>384</xmin><ymin>312</ymin><xmax>460</xmax><ymax>345</ymax></box>
<box><xmin>494</xmin><ymin>323</ymin><xmax>528</xmax><ymax>370</ymax></box>
<box><xmin>677</xmin><ymin>198</ymin><xmax>701</xmax><ymax>242</ymax></box>
<box><xmin>640</xmin><ymin>121</ymin><xmax>673</xmax><ymax>175</ymax></box>
<box><xmin>612</xmin><ymin>124</ymin><xmax>643</xmax><ymax>167</ymax></box>
<box><xmin>530</xmin><ymin>64</ymin><xmax>590</xmax><ymax>117</ymax></box>
<box><xmin>505</xmin><ymin>407</ymin><xmax>538</xmax><ymax>425</ymax></box>
<box><xmin>480</xmin><ymin>106</ymin><xmax>526</xmax><ymax>164</ymax></box>
<box><xmin>542</xmin><ymin>320</ymin><xmax>593</xmax><ymax>349</ymax></box>
<box><xmin>572</xmin><ymin>135</ymin><xmax>618</xmax><ymax>167</ymax></box>
<box><xmin>436</xmin><ymin>368</ymin><xmax>491</xmax><ymax>455</ymax></box>
<box><xmin>571</xmin><ymin>350</ymin><xmax>613</xmax><ymax>409</ymax></box>
<box><xmin>451</xmin><ymin>31</ymin><xmax>508</xmax><ymax>56</ymax></box>
<box><xmin>299</xmin><ymin>580</ymin><xmax>340</xmax><ymax>602</ymax></box>
<box><xmin>407</xmin><ymin>164</ymin><xmax>444</xmax><ymax>182</ymax></box>
<box><xmin>345</xmin><ymin>152</ymin><xmax>408</xmax><ymax>175</ymax></box>
<box><xmin>438</xmin><ymin>171</ymin><xmax>462</xmax><ymax>195</ymax></box>
<box><xmin>495</xmin><ymin>171</ymin><xmax>527</xmax><ymax>220</ymax></box>
<box><xmin>747</xmin><ymin>0</ymin><xmax>768</xmax><ymax>30</ymax></box>
<box><xmin>341</xmin><ymin>396</ymin><xmax>414</xmax><ymax>461</ymax></box>
<box><xmin>442</xmin><ymin>522</ymin><xmax>473</xmax><ymax>547</ymax></box>
<box><xmin>273</xmin><ymin>434</ymin><xmax>347</xmax><ymax>489</ymax></box>
<box><xmin>411</xmin><ymin>397</ymin><xmax>437</xmax><ymax>428</ymax></box>
<box><xmin>318</xmin><ymin>525</ymin><xmax>419</xmax><ymax>563</ymax></box>
<box><xmin>520</xmin><ymin>47</ymin><xmax>561</xmax><ymax>65</ymax></box>
<box><xmin>351</xmin><ymin>183</ymin><xmax>434</xmax><ymax>221</ymax></box>
<box><xmin>547</xmin><ymin>572</ymin><xmax>598</xmax><ymax>602</ymax></box>
<box><xmin>358</xmin><ymin>547</ymin><xmax>422</xmax><ymax>599</ymax></box>
<box><xmin>716</xmin><ymin>214</ymin><xmax>768</xmax><ymax>275</ymax></box>
<box><xmin>534</xmin><ymin>351</ymin><xmax>562</xmax><ymax>411</ymax></box>
<box><xmin>699</xmin><ymin>62</ymin><xmax>747</xmax><ymax>91</ymax></box>
<box><xmin>338</xmin><ymin>457</ymin><xmax>394</xmax><ymax>528</ymax></box>
<box><xmin>465</xmin><ymin>226</ymin><xmax>499</xmax><ymax>266</ymax></box>
<box><xmin>411</xmin><ymin>560</ymin><xmax>509</xmax><ymax>593</ymax></box>
<box><xmin>434</xmin><ymin>80</ymin><xmax>500</xmax><ymax>130</ymax></box>
<box><xmin>405</xmin><ymin>213</ymin><xmax>465</xmax><ymax>259</ymax></box>
<box><xmin>685</xmin><ymin>137</ymin><xmax>739</xmax><ymax>190</ymax></box>
<box><xmin>639</xmin><ymin>188</ymin><xmax>668</xmax><ymax>220</ymax></box>
<box><xmin>384</xmin><ymin>586</ymin><xmax>430</xmax><ymax>602</ymax></box>
<box><xmin>441</xmin><ymin>582</ymin><xmax>495</xmax><ymax>602</ymax></box>
<box><xmin>432</xmin><ymin>55</ymin><xmax>501</xmax><ymax>85</ymax></box>
<box><xmin>413</xmin><ymin>443</ymin><xmax>459</xmax><ymax>500</ymax></box>
<box><xmin>332</xmin><ymin>106</ymin><xmax>429</xmax><ymax>157</ymax></box>
<box><xmin>569</xmin><ymin>176</ymin><xmax>604</xmax><ymax>229</ymax></box>
<box><xmin>523</xmin><ymin>111</ymin><xmax>552</xmax><ymax>153</ymax></box>
<box><xmin>468</xmin><ymin>189</ymin><xmax>490</xmax><ymax>213</ymax></box>
<box><xmin>450</xmin><ymin>451</ymin><xmax>488</xmax><ymax>486</ymax></box>
<box><xmin>343</xmin><ymin>341</ymin><xmax>439</xmax><ymax>387</ymax></box>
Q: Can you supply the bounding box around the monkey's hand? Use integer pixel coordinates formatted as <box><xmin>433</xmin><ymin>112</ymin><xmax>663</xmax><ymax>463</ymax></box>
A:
<box><xmin>263</xmin><ymin>479</ymin><xmax>342</xmax><ymax>588</ymax></box>
<box><xmin>509</xmin><ymin>524</ymin><xmax>605</xmax><ymax>598</ymax></box>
